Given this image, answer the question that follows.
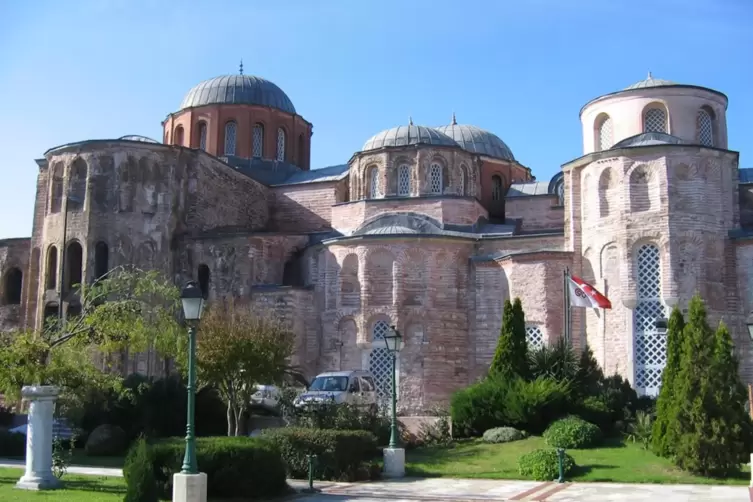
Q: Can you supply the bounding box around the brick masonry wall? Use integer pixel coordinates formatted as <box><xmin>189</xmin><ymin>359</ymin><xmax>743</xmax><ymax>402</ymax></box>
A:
<box><xmin>0</xmin><ymin>238</ymin><xmax>31</xmax><ymax>332</ymax></box>
<box><xmin>505</xmin><ymin>195</ymin><xmax>564</xmax><ymax>231</ymax></box>
<box><xmin>270</xmin><ymin>182</ymin><xmax>339</xmax><ymax>232</ymax></box>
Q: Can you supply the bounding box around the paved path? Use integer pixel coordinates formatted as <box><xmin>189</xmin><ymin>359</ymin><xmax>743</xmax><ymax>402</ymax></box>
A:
<box><xmin>288</xmin><ymin>477</ymin><xmax>752</xmax><ymax>501</ymax></box>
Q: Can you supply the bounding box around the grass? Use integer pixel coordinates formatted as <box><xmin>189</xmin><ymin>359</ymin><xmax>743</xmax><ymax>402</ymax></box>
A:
<box><xmin>0</xmin><ymin>468</ymin><xmax>125</xmax><ymax>501</ymax></box>
<box><xmin>406</xmin><ymin>436</ymin><xmax>751</xmax><ymax>485</ymax></box>
<box><xmin>3</xmin><ymin>450</ymin><xmax>125</xmax><ymax>470</ymax></box>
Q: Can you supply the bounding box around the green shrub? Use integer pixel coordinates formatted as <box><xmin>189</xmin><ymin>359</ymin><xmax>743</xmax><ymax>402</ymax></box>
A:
<box><xmin>528</xmin><ymin>338</ymin><xmax>579</xmax><ymax>383</ymax></box>
<box><xmin>575</xmin><ymin>396</ymin><xmax>612</xmax><ymax>432</ymax></box>
<box><xmin>518</xmin><ymin>449</ymin><xmax>575</xmax><ymax>481</ymax></box>
<box><xmin>123</xmin><ymin>438</ymin><xmax>158</xmax><ymax>502</ymax></box>
<box><xmin>626</xmin><ymin>411</ymin><xmax>654</xmax><ymax>450</ymax></box>
<box><xmin>123</xmin><ymin>436</ymin><xmax>287</xmax><ymax>500</ymax></box>
<box><xmin>263</xmin><ymin>427</ymin><xmax>378</xmax><ymax>481</ymax></box>
<box><xmin>482</xmin><ymin>427</ymin><xmax>527</xmax><ymax>444</ymax></box>
<box><xmin>451</xmin><ymin>376</ymin><xmax>570</xmax><ymax>437</ymax></box>
<box><xmin>0</xmin><ymin>430</ymin><xmax>25</xmax><ymax>457</ymax></box>
<box><xmin>544</xmin><ymin>417</ymin><xmax>602</xmax><ymax>449</ymax></box>
<box><xmin>0</xmin><ymin>405</ymin><xmax>14</xmax><ymax>428</ymax></box>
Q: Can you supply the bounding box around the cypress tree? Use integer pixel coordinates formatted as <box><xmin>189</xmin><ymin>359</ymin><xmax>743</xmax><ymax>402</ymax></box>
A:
<box><xmin>490</xmin><ymin>299</ymin><xmax>516</xmax><ymax>378</ymax></box>
<box><xmin>652</xmin><ymin>306</ymin><xmax>685</xmax><ymax>458</ymax></box>
<box><xmin>511</xmin><ymin>298</ymin><xmax>530</xmax><ymax>378</ymax></box>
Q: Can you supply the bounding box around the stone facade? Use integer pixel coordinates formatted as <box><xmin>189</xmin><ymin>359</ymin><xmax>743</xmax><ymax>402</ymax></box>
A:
<box><xmin>4</xmin><ymin>72</ymin><xmax>752</xmax><ymax>414</ymax></box>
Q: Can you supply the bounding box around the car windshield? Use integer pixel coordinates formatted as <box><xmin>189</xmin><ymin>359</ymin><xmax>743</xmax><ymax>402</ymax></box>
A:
<box><xmin>308</xmin><ymin>376</ymin><xmax>348</xmax><ymax>392</ymax></box>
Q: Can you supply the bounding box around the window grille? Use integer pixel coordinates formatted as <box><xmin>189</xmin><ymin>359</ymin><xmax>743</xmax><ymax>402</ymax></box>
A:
<box><xmin>598</xmin><ymin>116</ymin><xmax>613</xmax><ymax>150</ymax></box>
<box><xmin>276</xmin><ymin>128</ymin><xmax>286</xmax><ymax>161</ymax></box>
<box><xmin>369</xmin><ymin>320</ymin><xmax>393</xmax><ymax>402</ymax></box>
<box><xmin>697</xmin><ymin>110</ymin><xmax>713</xmax><ymax>146</ymax></box>
<box><xmin>369</xmin><ymin>168</ymin><xmax>379</xmax><ymax>198</ymax></box>
<box><xmin>198</xmin><ymin>123</ymin><xmax>207</xmax><ymax>151</ymax></box>
<box><xmin>398</xmin><ymin>165</ymin><xmax>411</xmax><ymax>196</ymax></box>
<box><xmin>429</xmin><ymin>163</ymin><xmax>442</xmax><ymax>194</ymax></box>
<box><xmin>224</xmin><ymin>122</ymin><xmax>237</xmax><ymax>155</ymax></box>
<box><xmin>491</xmin><ymin>175</ymin><xmax>503</xmax><ymax>201</ymax></box>
<box><xmin>556</xmin><ymin>181</ymin><xmax>565</xmax><ymax>205</ymax></box>
<box><xmin>253</xmin><ymin>124</ymin><xmax>264</xmax><ymax>157</ymax></box>
<box><xmin>633</xmin><ymin>244</ymin><xmax>666</xmax><ymax>396</ymax></box>
<box><xmin>644</xmin><ymin>108</ymin><xmax>667</xmax><ymax>133</ymax></box>
<box><xmin>525</xmin><ymin>325</ymin><xmax>544</xmax><ymax>351</ymax></box>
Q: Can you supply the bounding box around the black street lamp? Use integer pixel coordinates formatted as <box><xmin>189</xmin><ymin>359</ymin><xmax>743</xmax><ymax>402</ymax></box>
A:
<box><xmin>384</xmin><ymin>325</ymin><xmax>403</xmax><ymax>448</ymax></box>
<box><xmin>180</xmin><ymin>281</ymin><xmax>205</xmax><ymax>475</ymax></box>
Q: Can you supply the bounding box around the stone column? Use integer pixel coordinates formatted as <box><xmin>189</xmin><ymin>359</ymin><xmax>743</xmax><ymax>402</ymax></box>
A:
<box><xmin>16</xmin><ymin>385</ymin><xmax>61</xmax><ymax>491</ymax></box>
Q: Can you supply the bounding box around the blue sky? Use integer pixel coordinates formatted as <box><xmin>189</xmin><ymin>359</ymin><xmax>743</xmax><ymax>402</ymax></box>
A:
<box><xmin>0</xmin><ymin>0</ymin><xmax>751</xmax><ymax>239</ymax></box>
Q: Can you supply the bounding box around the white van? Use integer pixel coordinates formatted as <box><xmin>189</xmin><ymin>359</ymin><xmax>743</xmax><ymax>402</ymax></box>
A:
<box><xmin>293</xmin><ymin>370</ymin><xmax>378</xmax><ymax>410</ymax></box>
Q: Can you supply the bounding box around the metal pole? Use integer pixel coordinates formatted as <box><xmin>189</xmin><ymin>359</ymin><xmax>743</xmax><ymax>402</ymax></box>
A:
<box><xmin>563</xmin><ymin>268</ymin><xmax>570</xmax><ymax>345</ymax></box>
<box><xmin>556</xmin><ymin>448</ymin><xmax>565</xmax><ymax>483</ymax></box>
<box><xmin>388</xmin><ymin>351</ymin><xmax>398</xmax><ymax>448</ymax></box>
<box><xmin>181</xmin><ymin>322</ymin><xmax>198</xmax><ymax>474</ymax></box>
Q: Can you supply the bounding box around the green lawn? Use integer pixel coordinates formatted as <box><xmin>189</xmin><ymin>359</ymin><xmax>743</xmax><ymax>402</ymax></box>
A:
<box><xmin>406</xmin><ymin>436</ymin><xmax>751</xmax><ymax>485</ymax></box>
<box><xmin>4</xmin><ymin>450</ymin><xmax>125</xmax><ymax>470</ymax></box>
<box><xmin>0</xmin><ymin>468</ymin><xmax>125</xmax><ymax>501</ymax></box>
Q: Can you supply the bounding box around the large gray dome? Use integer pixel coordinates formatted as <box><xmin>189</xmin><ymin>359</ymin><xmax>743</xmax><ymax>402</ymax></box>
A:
<box><xmin>434</xmin><ymin>121</ymin><xmax>515</xmax><ymax>161</ymax></box>
<box><xmin>180</xmin><ymin>75</ymin><xmax>296</xmax><ymax>114</ymax></box>
<box><xmin>624</xmin><ymin>72</ymin><xmax>677</xmax><ymax>90</ymax></box>
<box><xmin>362</xmin><ymin>123</ymin><xmax>458</xmax><ymax>152</ymax></box>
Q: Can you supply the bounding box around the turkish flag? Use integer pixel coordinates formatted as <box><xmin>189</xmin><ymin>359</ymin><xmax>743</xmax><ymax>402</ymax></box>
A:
<box><xmin>568</xmin><ymin>275</ymin><xmax>612</xmax><ymax>309</ymax></box>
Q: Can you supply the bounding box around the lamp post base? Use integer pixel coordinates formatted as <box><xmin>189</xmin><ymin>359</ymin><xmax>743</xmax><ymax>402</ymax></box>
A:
<box><xmin>172</xmin><ymin>472</ymin><xmax>207</xmax><ymax>502</ymax></box>
<box><xmin>383</xmin><ymin>447</ymin><xmax>405</xmax><ymax>478</ymax></box>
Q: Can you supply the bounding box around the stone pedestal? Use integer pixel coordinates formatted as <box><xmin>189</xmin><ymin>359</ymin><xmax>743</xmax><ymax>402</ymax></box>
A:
<box><xmin>173</xmin><ymin>472</ymin><xmax>208</xmax><ymax>502</ymax></box>
<box><xmin>16</xmin><ymin>386</ymin><xmax>61</xmax><ymax>491</ymax></box>
<box><xmin>383</xmin><ymin>447</ymin><xmax>405</xmax><ymax>478</ymax></box>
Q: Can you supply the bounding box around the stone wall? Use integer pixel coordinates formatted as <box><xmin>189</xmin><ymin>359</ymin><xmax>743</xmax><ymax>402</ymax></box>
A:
<box><xmin>0</xmin><ymin>238</ymin><xmax>31</xmax><ymax>332</ymax></box>
<box><xmin>505</xmin><ymin>195</ymin><xmax>564</xmax><ymax>231</ymax></box>
<box><xmin>270</xmin><ymin>182</ymin><xmax>340</xmax><ymax>232</ymax></box>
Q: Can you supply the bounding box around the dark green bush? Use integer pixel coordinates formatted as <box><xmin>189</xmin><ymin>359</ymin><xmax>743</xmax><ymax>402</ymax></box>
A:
<box><xmin>0</xmin><ymin>405</ymin><xmax>14</xmax><ymax>428</ymax></box>
<box><xmin>451</xmin><ymin>376</ymin><xmax>570</xmax><ymax>437</ymax></box>
<box><xmin>575</xmin><ymin>396</ymin><xmax>612</xmax><ymax>432</ymax></box>
<box><xmin>263</xmin><ymin>427</ymin><xmax>378</xmax><ymax>481</ymax></box>
<box><xmin>0</xmin><ymin>430</ymin><xmax>25</xmax><ymax>457</ymax></box>
<box><xmin>282</xmin><ymin>400</ymin><xmax>391</xmax><ymax>446</ymax></box>
<box><xmin>482</xmin><ymin>426</ymin><xmax>527</xmax><ymax>444</ymax></box>
<box><xmin>123</xmin><ymin>436</ymin><xmax>287</xmax><ymax>500</ymax></box>
<box><xmin>544</xmin><ymin>416</ymin><xmax>602</xmax><ymax>449</ymax></box>
<box><xmin>518</xmin><ymin>448</ymin><xmax>575</xmax><ymax>481</ymax></box>
<box><xmin>123</xmin><ymin>437</ymin><xmax>158</xmax><ymax>502</ymax></box>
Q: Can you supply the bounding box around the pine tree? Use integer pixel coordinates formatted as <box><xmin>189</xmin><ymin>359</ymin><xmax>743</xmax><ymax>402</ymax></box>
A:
<box><xmin>671</xmin><ymin>295</ymin><xmax>753</xmax><ymax>476</ymax></box>
<box><xmin>511</xmin><ymin>298</ymin><xmax>530</xmax><ymax>378</ymax></box>
<box><xmin>652</xmin><ymin>306</ymin><xmax>685</xmax><ymax>458</ymax></box>
<box><xmin>490</xmin><ymin>299</ymin><xmax>516</xmax><ymax>378</ymax></box>
<box><xmin>123</xmin><ymin>438</ymin><xmax>158</xmax><ymax>502</ymax></box>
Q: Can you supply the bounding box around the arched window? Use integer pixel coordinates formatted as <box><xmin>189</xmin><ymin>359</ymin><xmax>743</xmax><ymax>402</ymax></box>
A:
<box><xmin>65</xmin><ymin>241</ymin><xmax>83</xmax><ymax>292</ymax></box>
<box><xmin>556</xmin><ymin>181</ymin><xmax>565</xmax><ymax>206</ymax></box>
<box><xmin>697</xmin><ymin>108</ymin><xmax>713</xmax><ymax>146</ymax></box>
<box><xmin>597</xmin><ymin>115</ymin><xmax>613</xmax><ymax>151</ymax></box>
<box><xmin>198</xmin><ymin>264</ymin><xmax>210</xmax><ymax>299</ymax></box>
<box><xmin>276</xmin><ymin>128</ymin><xmax>286</xmax><ymax>161</ymax></box>
<box><xmin>491</xmin><ymin>175</ymin><xmax>503</xmax><ymax>201</ymax></box>
<box><xmin>46</xmin><ymin>246</ymin><xmax>58</xmax><ymax>290</ymax></box>
<box><xmin>633</xmin><ymin>243</ymin><xmax>666</xmax><ymax>397</ymax></box>
<box><xmin>252</xmin><ymin>124</ymin><xmax>264</xmax><ymax>158</ymax></box>
<box><xmin>94</xmin><ymin>242</ymin><xmax>109</xmax><ymax>280</ymax></box>
<box><xmin>3</xmin><ymin>267</ymin><xmax>23</xmax><ymax>305</ymax></box>
<box><xmin>224</xmin><ymin>121</ymin><xmax>237</xmax><ymax>156</ymax></box>
<box><xmin>397</xmin><ymin>165</ymin><xmax>411</xmax><ymax>196</ymax></box>
<box><xmin>525</xmin><ymin>325</ymin><xmax>544</xmax><ymax>351</ymax></box>
<box><xmin>429</xmin><ymin>163</ymin><xmax>443</xmax><ymax>194</ymax></box>
<box><xmin>197</xmin><ymin>122</ymin><xmax>207</xmax><ymax>150</ymax></box>
<box><xmin>643</xmin><ymin>107</ymin><xmax>667</xmax><ymax>133</ymax></box>
<box><xmin>369</xmin><ymin>320</ymin><xmax>394</xmax><ymax>402</ymax></box>
<box><xmin>368</xmin><ymin>166</ymin><xmax>380</xmax><ymax>199</ymax></box>
<box><xmin>174</xmin><ymin>126</ymin><xmax>185</xmax><ymax>146</ymax></box>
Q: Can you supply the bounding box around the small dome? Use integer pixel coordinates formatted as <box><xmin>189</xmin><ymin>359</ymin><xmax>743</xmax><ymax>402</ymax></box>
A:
<box><xmin>180</xmin><ymin>75</ymin><xmax>296</xmax><ymax>114</ymax></box>
<box><xmin>434</xmin><ymin>118</ymin><xmax>515</xmax><ymax>161</ymax></box>
<box><xmin>624</xmin><ymin>72</ymin><xmax>677</xmax><ymax>90</ymax></box>
<box><xmin>361</xmin><ymin>122</ymin><xmax>458</xmax><ymax>152</ymax></box>
<box><xmin>612</xmin><ymin>132</ymin><xmax>689</xmax><ymax>148</ymax></box>
<box><xmin>119</xmin><ymin>135</ymin><xmax>160</xmax><ymax>143</ymax></box>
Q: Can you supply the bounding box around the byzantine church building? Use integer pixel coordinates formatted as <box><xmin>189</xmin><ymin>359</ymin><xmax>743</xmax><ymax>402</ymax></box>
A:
<box><xmin>0</xmin><ymin>70</ymin><xmax>750</xmax><ymax>414</ymax></box>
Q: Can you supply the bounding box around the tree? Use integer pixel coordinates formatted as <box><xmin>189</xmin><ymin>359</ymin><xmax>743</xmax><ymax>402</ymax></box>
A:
<box><xmin>490</xmin><ymin>298</ymin><xmax>528</xmax><ymax>379</ymax></box>
<box><xmin>0</xmin><ymin>266</ymin><xmax>182</xmax><ymax>417</ymax></box>
<box><xmin>189</xmin><ymin>299</ymin><xmax>295</xmax><ymax>436</ymax></box>
<box><xmin>670</xmin><ymin>295</ymin><xmax>753</xmax><ymax>476</ymax></box>
<box><xmin>652</xmin><ymin>306</ymin><xmax>685</xmax><ymax>458</ymax></box>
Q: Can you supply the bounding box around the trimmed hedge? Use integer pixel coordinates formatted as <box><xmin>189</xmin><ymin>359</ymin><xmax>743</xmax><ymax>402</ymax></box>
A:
<box><xmin>263</xmin><ymin>427</ymin><xmax>378</xmax><ymax>481</ymax></box>
<box><xmin>123</xmin><ymin>436</ymin><xmax>287</xmax><ymax>500</ymax></box>
<box><xmin>519</xmin><ymin>448</ymin><xmax>576</xmax><ymax>481</ymax></box>
<box><xmin>0</xmin><ymin>430</ymin><xmax>25</xmax><ymax>457</ymax></box>
<box><xmin>482</xmin><ymin>427</ymin><xmax>527</xmax><ymax>444</ymax></box>
<box><xmin>544</xmin><ymin>416</ymin><xmax>602</xmax><ymax>449</ymax></box>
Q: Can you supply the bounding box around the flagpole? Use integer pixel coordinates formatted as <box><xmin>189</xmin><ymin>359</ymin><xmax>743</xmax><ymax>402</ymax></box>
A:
<box><xmin>563</xmin><ymin>267</ymin><xmax>570</xmax><ymax>345</ymax></box>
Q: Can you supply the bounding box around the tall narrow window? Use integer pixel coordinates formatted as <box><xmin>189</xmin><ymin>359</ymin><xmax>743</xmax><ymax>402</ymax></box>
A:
<box><xmin>94</xmin><ymin>241</ymin><xmax>109</xmax><ymax>279</ymax></box>
<box><xmin>369</xmin><ymin>167</ymin><xmax>379</xmax><ymax>199</ymax></box>
<box><xmin>198</xmin><ymin>264</ymin><xmax>210</xmax><ymax>299</ymax></box>
<box><xmin>598</xmin><ymin>115</ymin><xmax>613</xmax><ymax>150</ymax></box>
<box><xmin>276</xmin><ymin>128</ymin><xmax>286</xmax><ymax>161</ymax></box>
<box><xmin>369</xmin><ymin>320</ymin><xmax>394</xmax><ymax>402</ymax></box>
<box><xmin>46</xmin><ymin>246</ymin><xmax>58</xmax><ymax>290</ymax></box>
<box><xmin>198</xmin><ymin>122</ymin><xmax>207</xmax><ymax>150</ymax></box>
<box><xmin>397</xmin><ymin>165</ymin><xmax>411</xmax><ymax>196</ymax></box>
<box><xmin>65</xmin><ymin>242</ymin><xmax>83</xmax><ymax>292</ymax></box>
<box><xmin>697</xmin><ymin>109</ymin><xmax>713</xmax><ymax>146</ymax></box>
<box><xmin>3</xmin><ymin>268</ymin><xmax>23</xmax><ymax>305</ymax></box>
<box><xmin>252</xmin><ymin>124</ymin><xmax>264</xmax><ymax>157</ymax></box>
<box><xmin>429</xmin><ymin>163</ymin><xmax>443</xmax><ymax>194</ymax></box>
<box><xmin>633</xmin><ymin>243</ymin><xmax>666</xmax><ymax>397</ymax></box>
<box><xmin>643</xmin><ymin>108</ymin><xmax>667</xmax><ymax>133</ymax></box>
<box><xmin>174</xmin><ymin>126</ymin><xmax>185</xmax><ymax>146</ymax></box>
<box><xmin>224</xmin><ymin>121</ymin><xmax>237</xmax><ymax>156</ymax></box>
<box><xmin>491</xmin><ymin>175</ymin><xmax>503</xmax><ymax>201</ymax></box>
